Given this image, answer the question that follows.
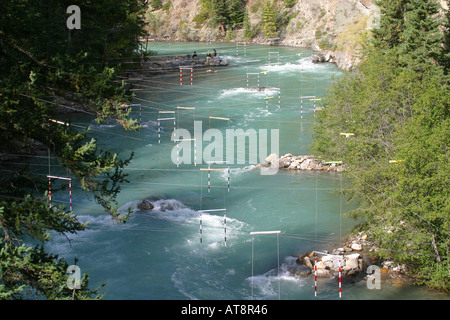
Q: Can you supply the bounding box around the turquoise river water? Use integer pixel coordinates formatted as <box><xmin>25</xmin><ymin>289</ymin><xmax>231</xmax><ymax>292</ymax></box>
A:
<box><xmin>41</xmin><ymin>42</ymin><xmax>447</xmax><ymax>300</ymax></box>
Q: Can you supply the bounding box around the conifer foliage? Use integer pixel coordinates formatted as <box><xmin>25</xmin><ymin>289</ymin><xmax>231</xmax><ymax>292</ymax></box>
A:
<box><xmin>262</xmin><ymin>1</ymin><xmax>278</xmax><ymax>39</ymax></box>
<box><xmin>0</xmin><ymin>0</ymin><xmax>147</xmax><ymax>299</ymax></box>
<box><xmin>199</xmin><ymin>0</ymin><xmax>246</xmax><ymax>35</ymax></box>
<box><xmin>312</xmin><ymin>0</ymin><xmax>449</xmax><ymax>291</ymax></box>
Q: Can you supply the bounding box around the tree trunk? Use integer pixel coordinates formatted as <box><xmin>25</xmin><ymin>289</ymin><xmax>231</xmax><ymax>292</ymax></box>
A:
<box><xmin>220</xmin><ymin>23</ymin><xmax>226</xmax><ymax>36</ymax></box>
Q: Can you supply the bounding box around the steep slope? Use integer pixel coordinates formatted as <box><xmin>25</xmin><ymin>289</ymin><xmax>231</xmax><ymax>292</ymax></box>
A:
<box><xmin>145</xmin><ymin>0</ymin><xmax>380</xmax><ymax>69</ymax></box>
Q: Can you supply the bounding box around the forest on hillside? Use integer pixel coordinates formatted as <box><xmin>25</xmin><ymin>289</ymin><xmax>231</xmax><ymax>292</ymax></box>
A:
<box><xmin>312</xmin><ymin>0</ymin><xmax>449</xmax><ymax>292</ymax></box>
<box><xmin>0</xmin><ymin>0</ymin><xmax>146</xmax><ymax>299</ymax></box>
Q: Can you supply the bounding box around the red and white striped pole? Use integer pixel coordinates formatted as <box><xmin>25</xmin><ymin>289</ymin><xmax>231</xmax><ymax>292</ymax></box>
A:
<box><xmin>69</xmin><ymin>180</ymin><xmax>72</xmax><ymax>211</ymax></box>
<box><xmin>48</xmin><ymin>177</ymin><xmax>52</xmax><ymax>208</ymax></box>
<box><xmin>180</xmin><ymin>67</ymin><xmax>182</xmax><ymax>85</ymax></box>
<box><xmin>190</xmin><ymin>68</ymin><xmax>193</xmax><ymax>85</ymax></box>
<box><xmin>339</xmin><ymin>259</ymin><xmax>342</xmax><ymax>298</ymax></box>
<box><xmin>47</xmin><ymin>175</ymin><xmax>71</xmax><ymax>211</ymax></box>
<box><xmin>314</xmin><ymin>257</ymin><xmax>317</xmax><ymax>297</ymax></box>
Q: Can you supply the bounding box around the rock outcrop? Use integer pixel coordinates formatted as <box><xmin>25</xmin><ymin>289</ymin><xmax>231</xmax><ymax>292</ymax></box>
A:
<box><xmin>291</xmin><ymin>231</ymin><xmax>408</xmax><ymax>283</ymax></box>
<box><xmin>262</xmin><ymin>153</ymin><xmax>344</xmax><ymax>172</ymax></box>
<box><xmin>138</xmin><ymin>199</ymin><xmax>154</xmax><ymax>211</ymax></box>
<box><xmin>145</xmin><ymin>0</ymin><xmax>380</xmax><ymax>70</ymax></box>
<box><xmin>139</xmin><ymin>55</ymin><xmax>227</xmax><ymax>76</ymax></box>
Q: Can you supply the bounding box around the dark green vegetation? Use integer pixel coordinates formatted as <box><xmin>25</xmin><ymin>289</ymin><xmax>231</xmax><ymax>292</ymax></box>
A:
<box><xmin>0</xmin><ymin>0</ymin><xmax>146</xmax><ymax>299</ymax></box>
<box><xmin>192</xmin><ymin>0</ymin><xmax>295</xmax><ymax>39</ymax></box>
<box><xmin>312</xmin><ymin>0</ymin><xmax>449</xmax><ymax>292</ymax></box>
<box><xmin>194</xmin><ymin>0</ymin><xmax>247</xmax><ymax>33</ymax></box>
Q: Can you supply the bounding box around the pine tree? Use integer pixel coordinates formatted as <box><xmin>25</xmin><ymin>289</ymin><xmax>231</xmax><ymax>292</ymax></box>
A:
<box><xmin>229</xmin><ymin>0</ymin><xmax>245</xmax><ymax>28</ymax></box>
<box><xmin>372</xmin><ymin>0</ymin><xmax>409</xmax><ymax>49</ymax></box>
<box><xmin>262</xmin><ymin>1</ymin><xmax>278</xmax><ymax>39</ymax></box>
<box><xmin>312</xmin><ymin>0</ymin><xmax>450</xmax><ymax>292</ymax></box>
<box><xmin>0</xmin><ymin>0</ymin><xmax>146</xmax><ymax>299</ymax></box>
<box><xmin>211</xmin><ymin>0</ymin><xmax>230</xmax><ymax>35</ymax></box>
<box><xmin>373</xmin><ymin>0</ymin><xmax>445</xmax><ymax>70</ymax></box>
<box><xmin>398</xmin><ymin>0</ymin><xmax>444</xmax><ymax>69</ymax></box>
<box><xmin>439</xmin><ymin>0</ymin><xmax>450</xmax><ymax>71</ymax></box>
<box><xmin>243</xmin><ymin>8</ymin><xmax>254</xmax><ymax>39</ymax></box>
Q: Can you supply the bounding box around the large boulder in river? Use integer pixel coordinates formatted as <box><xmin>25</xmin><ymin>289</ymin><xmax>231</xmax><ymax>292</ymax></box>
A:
<box><xmin>278</xmin><ymin>157</ymin><xmax>293</xmax><ymax>168</ymax></box>
<box><xmin>265</xmin><ymin>153</ymin><xmax>279</xmax><ymax>166</ymax></box>
<box><xmin>138</xmin><ymin>199</ymin><xmax>154</xmax><ymax>211</ymax></box>
<box><xmin>344</xmin><ymin>253</ymin><xmax>360</xmax><ymax>270</ymax></box>
<box><xmin>289</xmin><ymin>264</ymin><xmax>311</xmax><ymax>277</ymax></box>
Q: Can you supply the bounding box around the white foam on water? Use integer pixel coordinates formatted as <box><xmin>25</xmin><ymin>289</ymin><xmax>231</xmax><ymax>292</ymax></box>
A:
<box><xmin>219</xmin><ymin>165</ymin><xmax>257</xmax><ymax>182</ymax></box>
<box><xmin>217</xmin><ymin>87</ymin><xmax>279</xmax><ymax>100</ymax></box>
<box><xmin>137</xmin><ymin>198</ymin><xmax>248</xmax><ymax>248</ymax></box>
<box><xmin>245</xmin><ymin>256</ymin><xmax>307</xmax><ymax>299</ymax></box>
<box><xmin>138</xmin><ymin>120</ymin><xmax>158</xmax><ymax>130</ymax></box>
<box><xmin>46</xmin><ymin>206</ymin><xmax>138</xmax><ymax>256</ymax></box>
<box><xmin>91</xmin><ymin>123</ymin><xmax>120</xmax><ymax>129</ymax></box>
<box><xmin>171</xmin><ymin>269</ymin><xmax>199</xmax><ymax>300</ymax></box>
<box><xmin>146</xmin><ymin>199</ymin><xmax>198</xmax><ymax>223</ymax></box>
<box><xmin>259</xmin><ymin>56</ymin><xmax>324</xmax><ymax>74</ymax></box>
<box><xmin>222</xmin><ymin>54</ymin><xmax>247</xmax><ymax>64</ymax></box>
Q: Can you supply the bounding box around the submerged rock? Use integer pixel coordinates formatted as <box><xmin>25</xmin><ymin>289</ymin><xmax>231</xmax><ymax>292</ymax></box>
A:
<box><xmin>289</xmin><ymin>264</ymin><xmax>312</xmax><ymax>277</ymax></box>
<box><xmin>138</xmin><ymin>199</ymin><xmax>154</xmax><ymax>211</ymax></box>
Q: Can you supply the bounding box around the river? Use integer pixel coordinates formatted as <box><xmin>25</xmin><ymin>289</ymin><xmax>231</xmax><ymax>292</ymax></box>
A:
<box><xmin>44</xmin><ymin>42</ymin><xmax>448</xmax><ymax>300</ymax></box>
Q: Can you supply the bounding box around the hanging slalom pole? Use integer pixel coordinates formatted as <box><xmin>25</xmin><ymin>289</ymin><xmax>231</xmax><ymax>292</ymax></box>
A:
<box><xmin>179</xmin><ymin>67</ymin><xmax>193</xmax><ymax>85</ymax></box>
<box><xmin>198</xmin><ymin>209</ymin><xmax>227</xmax><ymax>245</ymax></box>
<box><xmin>277</xmin><ymin>88</ymin><xmax>281</xmax><ymax>108</ymax></box>
<box><xmin>236</xmin><ymin>42</ymin><xmax>247</xmax><ymax>56</ymax></box>
<box><xmin>310</xmin><ymin>98</ymin><xmax>321</xmax><ymax>117</ymax></box>
<box><xmin>176</xmin><ymin>106</ymin><xmax>196</xmax><ymax>165</ymax></box>
<box><xmin>157</xmin><ymin>111</ymin><xmax>176</xmax><ymax>144</ymax></box>
<box><xmin>339</xmin><ymin>259</ymin><xmax>342</xmax><ymax>298</ymax></box>
<box><xmin>173</xmin><ymin>138</ymin><xmax>197</xmax><ymax>167</ymax></box>
<box><xmin>264</xmin><ymin>95</ymin><xmax>273</xmax><ymax>109</ymax></box>
<box><xmin>314</xmin><ymin>256</ymin><xmax>318</xmax><ymax>297</ymax></box>
<box><xmin>47</xmin><ymin>175</ymin><xmax>72</xmax><ymax>211</ymax></box>
<box><xmin>299</xmin><ymin>96</ymin><xmax>316</xmax><ymax>119</ymax></box>
<box><xmin>265</xmin><ymin>88</ymin><xmax>281</xmax><ymax>109</ymax></box>
<box><xmin>209</xmin><ymin>116</ymin><xmax>230</xmax><ymax>121</ymax></box>
<box><xmin>157</xmin><ymin>119</ymin><xmax>160</xmax><ymax>143</ymax></box>
<box><xmin>200</xmin><ymin>165</ymin><xmax>225</xmax><ymax>193</ymax></box>
<box><xmin>49</xmin><ymin>119</ymin><xmax>69</xmax><ymax>126</ymax></box>
<box><xmin>250</xmin><ymin>231</ymin><xmax>281</xmax><ymax>300</ymax></box>
<box><xmin>268</xmin><ymin>52</ymin><xmax>280</xmax><ymax>66</ymax></box>
<box><xmin>224</xmin><ymin>210</ymin><xmax>227</xmax><ymax>246</ymax></box>
<box><xmin>48</xmin><ymin>177</ymin><xmax>52</xmax><ymax>208</ymax></box>
<box><xmin>199</xmin><ymin>211</ymin><xmax>203</xmax><ymax>243</ymax></box>
<box><xmin>207</xmin><ymin>163</ymin><xmax>211</xmax><ymax>193</ymax></box>
<box><xmin>201</xmin><ymin>160</ymin><xmax>231</xmax><ymax>193</ymax></box>
<box><xmin>227</xmin><ymin>165</ymin><xmax>230</xmax><ymax>192</ymax></box>
<box><xmin>69</xmin><ymin>179</ymin><xmax>72</xmax><ymax>212</ymax></box>
<box><xmin>301</xmin><ymin>97</ymin><xmax>303</xmax><ymax>119</ymax></box>
<box><xmin>203</xmin><ymin>117</ymin><xmax>231</xmax><ymax>191</ymax></box>
<box><xmin>246</xmin><ymin>73</ymin><xmax>260</xmax><ymax>90</ymax></box>
<box><xmin>260</xmin><ymin>70</ymin><xmax>270</xmax><ymax>89</ymax></box>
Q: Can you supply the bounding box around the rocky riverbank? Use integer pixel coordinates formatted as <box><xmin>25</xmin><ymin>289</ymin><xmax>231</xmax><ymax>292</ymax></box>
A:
<box><xmin>138</xmin><ymin>54</ymin><xmax>228</xmax><ymax>76</ymax></box>
<box><xmin>260</xmin><ymin>153</ymin><xmax>344</xmax><ymax>172</ymax></box>
<box><xmin>136</xmin><ymin>196</ymin><xmax>410</xmax><ymax>286</ymax></box>
<box><xmin>145</xmin><ymin>0</ymin><xmax>380</xmax><ymax>71</ymax></box>
<box><xmin>289</xmin><ymin>231</ymin><xmax>410</xmax><ymax>285</ymax></box>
